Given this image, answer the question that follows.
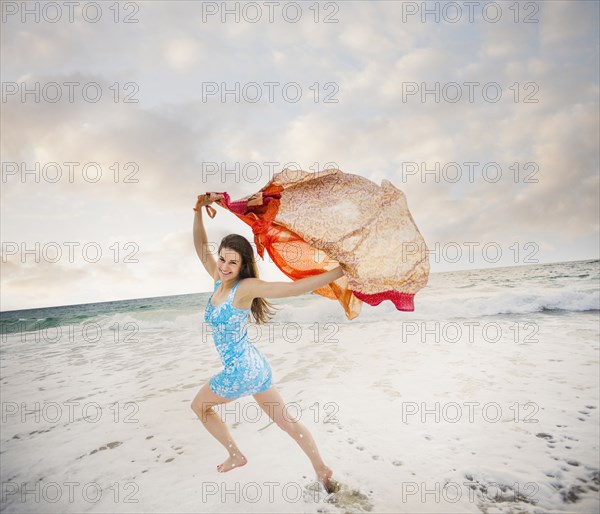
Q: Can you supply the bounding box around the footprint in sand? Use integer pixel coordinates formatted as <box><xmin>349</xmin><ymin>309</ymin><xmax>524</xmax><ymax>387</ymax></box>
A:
<box><xmin>303</xmin><ymin>479</ymin><xmax>374</xmax><ymax>512</ymax></box>
<box><xmin>89</xmin><ymin>441</ymin><xmax>122</xmax><ymax>455</ymax></box>
<box><xmin>325</xmin><ymin>482</ymin><xmax>374</xmax><ymax>512</ymax></box>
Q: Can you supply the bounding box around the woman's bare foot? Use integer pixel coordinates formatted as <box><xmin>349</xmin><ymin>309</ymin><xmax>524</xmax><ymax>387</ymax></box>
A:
<box><xmin>217</xmin><ymin>453</ymin><xmax>247</xmax><ymax>473</ymax></box>
<box><xmin>315</xmin><ymin>465</ymin><xmax>336</xmax><ymax>493</ymax></box>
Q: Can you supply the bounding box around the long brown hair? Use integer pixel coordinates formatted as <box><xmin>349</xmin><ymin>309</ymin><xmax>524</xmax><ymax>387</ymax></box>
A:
<box><xmin>218</xmin><ymin>234</ymin><xmax>279</xmax><ymax>324</ymax></box>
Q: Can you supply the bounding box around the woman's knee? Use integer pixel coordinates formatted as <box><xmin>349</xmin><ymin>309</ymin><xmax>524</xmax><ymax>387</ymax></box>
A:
<box><xmin>278</xmin><ymin>418</ymin><xmax>302</xmax><ymax>437</ymax></box>
<box><xmin>191</xmin><ymin>390</ymin><xmax>216</xmax><ymax>415</ymax></box>
<box><xmin>192</xmin><ymin>400</ymin><xmax>217</xmax><ymax>422</ymax></box>
<box><xmin>191</xmin><ymin>398</ymin><xmax>207</xmax><ymax>413</ymax></box>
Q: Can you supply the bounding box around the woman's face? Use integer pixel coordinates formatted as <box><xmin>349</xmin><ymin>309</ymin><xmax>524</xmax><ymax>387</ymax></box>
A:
<box><xmin>218</xmin><ymin>248</ymin><xmax>242</xmax><ymax>280</ymax></box>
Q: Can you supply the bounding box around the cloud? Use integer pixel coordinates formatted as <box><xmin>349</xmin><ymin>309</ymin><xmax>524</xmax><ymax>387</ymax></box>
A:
<box><xmin>1</xmin><ymin>1</ymin><xmax>598</xmax><ymax>310</ymax></box>
<box><xmin>164</xmin><ymin>38</ymin><xmax>204</xmax><ymax>71</ymax></box>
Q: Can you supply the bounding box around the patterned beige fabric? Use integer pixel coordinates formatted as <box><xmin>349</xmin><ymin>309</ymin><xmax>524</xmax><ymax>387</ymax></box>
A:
<box><xmin>273</xmin><ymin>168</ymin><xmax>430</xmax><ymax>293</ymax></box>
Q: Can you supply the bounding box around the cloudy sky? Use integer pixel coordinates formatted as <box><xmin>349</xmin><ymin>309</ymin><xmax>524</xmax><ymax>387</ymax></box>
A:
<box><xmin>1</xmin><ymin>0</ymin><xmax>598</xmax><ymax>311</ymax></box>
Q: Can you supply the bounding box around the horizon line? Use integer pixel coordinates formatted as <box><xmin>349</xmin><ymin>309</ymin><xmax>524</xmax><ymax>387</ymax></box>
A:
<box><xmin>1</xmin><ymin>256</ymin><xmax>598</xmax><ymax>314</ymax></box>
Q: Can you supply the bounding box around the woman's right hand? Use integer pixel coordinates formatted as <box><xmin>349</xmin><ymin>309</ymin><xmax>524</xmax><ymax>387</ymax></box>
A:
<box><xmin>193</xmin><ymin>192</ymin><xmax>223</xmax><ymax>212</ymax></box>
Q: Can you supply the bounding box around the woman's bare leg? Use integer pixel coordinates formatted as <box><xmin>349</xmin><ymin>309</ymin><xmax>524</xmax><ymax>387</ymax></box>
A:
<box><xmin>191</xmin><ymin>382</ymin><xmax>247</xmax><ymax>472</ymax></box>
<box><xmin>253</xmin><ymin>386</ymin><xmax>334</xmax><ymax>491</ymax></box>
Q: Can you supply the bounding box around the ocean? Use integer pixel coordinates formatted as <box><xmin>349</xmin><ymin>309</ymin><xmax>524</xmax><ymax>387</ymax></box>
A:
<box><xmin>2</xmin><ymin>259</ymin><xmax>598</xmax><ymax>337</ymax></box>
<box><xmin>1</xmin><ymin>258</ymin><xmax>598</xmax><ymax>513</ymax></box>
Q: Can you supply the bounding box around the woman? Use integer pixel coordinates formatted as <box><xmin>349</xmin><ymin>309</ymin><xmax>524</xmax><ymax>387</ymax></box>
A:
<box><xmin>190</xmin><ymin>192</ymin><xmax>343</xmax><ymax>494</ymax></box>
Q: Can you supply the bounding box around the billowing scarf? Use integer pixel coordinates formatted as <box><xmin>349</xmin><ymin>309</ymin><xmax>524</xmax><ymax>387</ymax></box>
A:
<box><xmin>202</xmin><ymin>168</ymin><xmax>429</xmax><ymax>320</ymax></box>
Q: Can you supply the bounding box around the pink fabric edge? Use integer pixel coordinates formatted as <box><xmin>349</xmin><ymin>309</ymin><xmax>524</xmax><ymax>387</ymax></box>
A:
<box><xmin>353</xmin><ymin>290</ymin><xmax>415</xmax><ymax>312</ymax></box>
<box><xmin>216</xmin><ymin>191</ymin><xmax>281</xmax><ymax>215</ymax></box>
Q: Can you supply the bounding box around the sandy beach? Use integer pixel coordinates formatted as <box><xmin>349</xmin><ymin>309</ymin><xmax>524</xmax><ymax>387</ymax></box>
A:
<box><xmin>1</xmin><ymin>260</ymin><xmax>598</xmax><ymax>513</ymax></box>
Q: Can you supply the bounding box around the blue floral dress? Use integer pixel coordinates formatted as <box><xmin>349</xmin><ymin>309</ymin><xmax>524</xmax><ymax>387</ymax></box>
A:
<box><xmin>204</xmin><ymin>279</ymin><xmax>273</xmax><ymax>399</ymax></box>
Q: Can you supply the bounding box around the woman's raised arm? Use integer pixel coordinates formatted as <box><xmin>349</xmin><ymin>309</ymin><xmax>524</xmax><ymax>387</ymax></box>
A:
<box><xmin>193</xmin><ymin>193</ymin><xmax>221</xmax><ymax>280</ymax></box>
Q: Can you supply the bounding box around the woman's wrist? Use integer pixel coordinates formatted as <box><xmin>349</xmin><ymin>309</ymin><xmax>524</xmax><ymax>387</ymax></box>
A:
<box><xmin>327</xmin><ymin>265</ymin><xmax>344</xmax><ymax>281</ymax></box>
